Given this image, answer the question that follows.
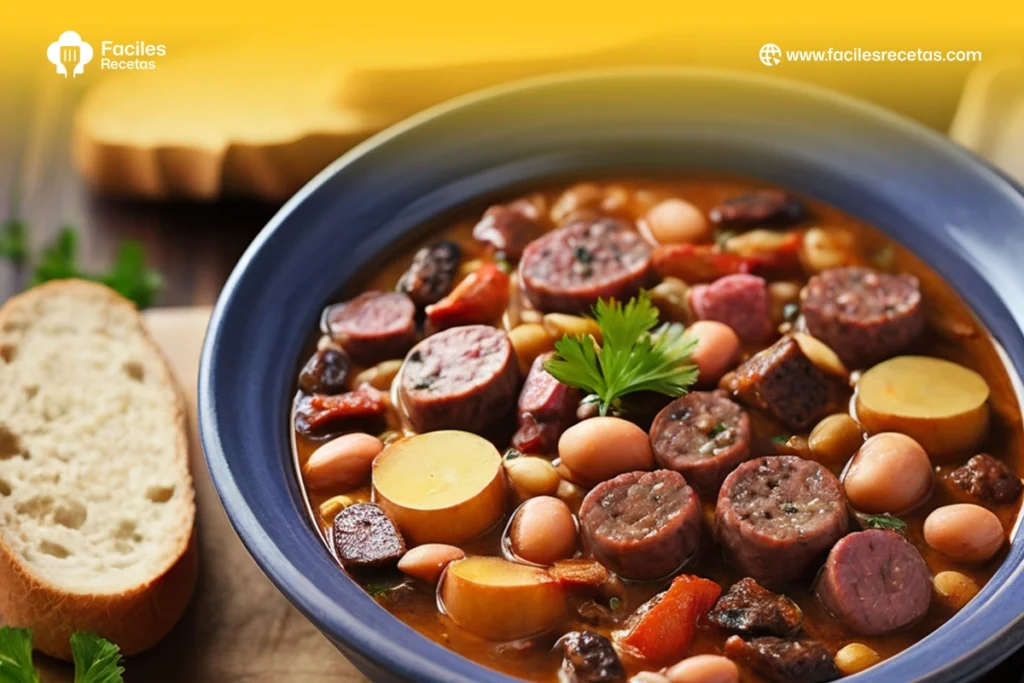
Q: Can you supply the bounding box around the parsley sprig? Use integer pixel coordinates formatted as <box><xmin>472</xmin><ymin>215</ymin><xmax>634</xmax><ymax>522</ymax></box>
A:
<box><xmin>544</xmin><ymin>292</ymin><xmax>699</xmax><ymax>417</ymax></box>
<box><xmin>861</xmin><ymin>513</ymin><xmax>908</xmax><ymax>535</ymax></box>
<box><xmin>0</xmin><ymin>627</ymin><xmax>38</xmax><ymax>683</ymax></box>
<box><xmin>0</xmin><ymin>221</ymin><xmax>162</xmax><ymax>309</ymax></box>
<box><xmin>0</xmin><ymin>628</ymin><xmax>123</xmax><ymax>683</ymax></box>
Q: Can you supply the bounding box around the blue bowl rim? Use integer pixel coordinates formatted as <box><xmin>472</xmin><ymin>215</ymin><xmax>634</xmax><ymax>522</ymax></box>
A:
<box><xmin>198</xmin><ymin>66</ymin><xmax>1024</xmax><ymax>683</ymax></box>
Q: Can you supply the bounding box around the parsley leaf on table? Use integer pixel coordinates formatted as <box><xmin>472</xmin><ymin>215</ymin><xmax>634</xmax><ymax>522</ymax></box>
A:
<box><xmin>0</xmin><ymin>627</ymin><xmax>40</xmax><ymax>683</ymax></box>
<box><xmin>26</xmin><ymin>228</ymin><xmax>163</xmax><ymax>309</ymax></box>
<box><xmin>0</xmin><ymin>628</ymin><xmax>124</xmax><ymax>683</ymax></box>
<box><xmin>71</xmin><ymin>632</ymin><xmax>124</xmax><ymax>683</ymax></box>
<box><xmin>0</xmin><ymin>219</ymin><xmax>28</xmax><ymax>263</ymax></box>
<box><xmin>544</xmin><ymin>291</ymin><xmax>699</xmax><ymax>416</ymax></box>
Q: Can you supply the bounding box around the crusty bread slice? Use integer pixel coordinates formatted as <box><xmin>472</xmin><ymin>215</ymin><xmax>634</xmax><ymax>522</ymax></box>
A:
<box><xmin>0</xmin><ymin>280</ymin><xmax>197</xmax><ymax>660</ymax></box>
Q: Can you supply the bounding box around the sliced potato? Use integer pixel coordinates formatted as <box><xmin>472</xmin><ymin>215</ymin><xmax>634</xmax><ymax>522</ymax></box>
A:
<box><xmin>856</xmin><ymin>356</ymin><xmax>990</xmax><ymax>459</ymax></box>
<box><xmin>372</xmin><ymin>431</ymin><xmax>507</xmax><ymax>545</ymax></box>
<box><xmin>440</xmin><ymin>556</ymin><xmax>566</xmax><ymax>640</ymax></box>
<box><xmin>791</xmin><ymin>332</ymin><xmax>848</xmax><ymax>378</ymax></box>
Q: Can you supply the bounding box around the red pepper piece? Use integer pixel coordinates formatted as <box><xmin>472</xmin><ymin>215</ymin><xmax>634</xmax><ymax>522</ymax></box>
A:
<box><xmin>426</xmin><ymin>262</ymin><xmax>510</xmax><ymax>330</ymax></box>
<box><xmin>616</xmin><ymin>574</ymin><xmax>722</xmax><ymax>665</ymax></box>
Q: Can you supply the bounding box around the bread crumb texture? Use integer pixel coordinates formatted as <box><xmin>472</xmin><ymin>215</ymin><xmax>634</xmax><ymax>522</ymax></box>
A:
<box><xmin>0</xmin><ymin>282</ymin><xmax>193</xmax><ymax>595</ymax></box>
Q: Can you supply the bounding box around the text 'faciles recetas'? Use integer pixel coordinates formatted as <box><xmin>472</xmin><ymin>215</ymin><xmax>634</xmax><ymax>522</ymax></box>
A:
<box><xmin>99</xmin><ymin>41</ymin><xmax>167</xmax><ymax>70</ymax></box>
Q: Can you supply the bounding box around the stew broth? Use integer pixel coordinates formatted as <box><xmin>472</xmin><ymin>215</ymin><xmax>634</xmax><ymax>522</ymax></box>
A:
<box><xmin>292</xmin><ymin>177</ymin><xmax>1023</xmax><ymax>683</ymax></box>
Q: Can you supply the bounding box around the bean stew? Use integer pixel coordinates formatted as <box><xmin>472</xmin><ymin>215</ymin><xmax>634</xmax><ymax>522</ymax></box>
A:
<box><xmin>292</xmin><ymin>177</ymin><xmax>1023</xmax><ymax>683</ymax></box>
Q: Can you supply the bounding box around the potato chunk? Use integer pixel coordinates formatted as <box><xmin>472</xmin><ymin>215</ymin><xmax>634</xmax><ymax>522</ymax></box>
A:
<box><xmin>856</xmin><ymin>356</ymin><xmax>989</xmax><ymax>459</ymax></box>
<box><xmin>440</xmin><ymin>557</ymin><xmax>566</xmax><ymax>641</ymax></box>
<box><xmin>372</xmin><ymin>431</ymin><xmax>507</xmax><ymax>545</ymax></box>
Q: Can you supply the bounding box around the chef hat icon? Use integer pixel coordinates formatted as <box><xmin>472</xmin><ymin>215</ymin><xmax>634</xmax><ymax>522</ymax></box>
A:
<box><xmin>47</xmin><ymin>31</ymin><xmax>94</xmax><ymax>77</ymax></box>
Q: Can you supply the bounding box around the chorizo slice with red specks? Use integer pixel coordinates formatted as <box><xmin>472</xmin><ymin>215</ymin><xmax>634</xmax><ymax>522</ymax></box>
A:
<box><xmin>716</xmin><ymin>456</ymin><xmax>848</xmax><ymax>584</ymax></box>
<box><xmin>472</xmin><ymin>199</ymin><xmax>544</xmax><ymax>260</ymax></box>
<box><xmin>815</xmin><ymin>529</ymin><xmax>932</xmax><ymax>636</ymax></box>
<box><xmin>649</xmin><ymin>391</ymin><xmax>752</xmax><ymax>495</ymax></box>
<box><xmin>580</xmin><ymin>470</ymin><xmax>702</xmax><ymax>581</ymax></box>
<box><xmin>801</xmin><ymin>266</ymin><xmax>924</xmax><ymax>367</ymax></box>
<box><xmin>519</xmin><ymin>217</ymin><xmax>651</xmax><ymax>314</ymax></box>
<box><xmin>323</xmin><ymin>291</ymin><xmax>417</xmax><ymax>365</ymax></box>
<box><xmin>708</xmin><ymin>190</ymin><xmax>806</xmax><ymax>226</ymax></box>
<box><xmin>294</xmin><ymin>385</ymin><xmax>387</xmax><ymax>435</ymax></box>
<box><xmin>511</xmin><ymin>352</ymin><xmax>581</xmax><ymax>454</ymax></box>
<box><xmin>399</xmin><ymin>324</ymin><xmax>519</xmax><ymax>433</ymax></box>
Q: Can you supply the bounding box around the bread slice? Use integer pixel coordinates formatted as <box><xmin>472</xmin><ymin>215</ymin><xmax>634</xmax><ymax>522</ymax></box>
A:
<box><xmin>0</xmin><ymin>280</ymin><xmax>197</xmax><ymax>660</ymax></box>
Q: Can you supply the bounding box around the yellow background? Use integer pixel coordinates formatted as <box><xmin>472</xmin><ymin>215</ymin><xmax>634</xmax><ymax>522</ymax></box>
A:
<box><xmin>5</xmin><ymin>0</ymin><xmax>1021</xmax><ymax>66</ymax></box>
<box><xmin>3</xmin><ymin>0</ymin><xmax>1022</xmax><ymax>136</ymax></box>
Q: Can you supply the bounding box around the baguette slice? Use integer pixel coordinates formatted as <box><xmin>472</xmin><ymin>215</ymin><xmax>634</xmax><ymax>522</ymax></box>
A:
<box><xmin>0</xmin><ymin>280</ymin><xmax>197</xmax><ymax>660</ymax></box>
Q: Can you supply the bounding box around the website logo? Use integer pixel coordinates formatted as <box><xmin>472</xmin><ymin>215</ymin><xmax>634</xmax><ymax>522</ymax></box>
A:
<box><xmin>759</xmin><ymin>43</ymin><xmax>782</xmax><ymax>67</ymax></box>
<box><xmin>47</xmin><ymin>31</ymin><xmax>94</xmax><ymax>77</ymax></box>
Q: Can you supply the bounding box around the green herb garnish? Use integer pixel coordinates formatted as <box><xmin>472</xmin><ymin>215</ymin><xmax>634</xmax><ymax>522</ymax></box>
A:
<box><xmin>0</xmin><ymin>627</ymin><xmax>39</xmax><ymax>683</ymax></box>
<box><xmin>608</xmin><ymin>597</ymin><xmax>624</xmax><ymax>612</ymax></box>
<box><xmin>715</xmin><ymin>229</ymin><xmax>738</xmax><ymax>249</ymax></box>
<box><xmin>782</xmin><ymin>302</ymin><xmax>800</xmax><ymax>322</ymax></box>
<box><xmin>770</xmin><ymin>434</ymin><xmax>791</xmax><ymax>445</ymax></box>
<box><xmin>365</xmin><ymin>583</ymin><xmax>394</xmax><ymax>598</ymax></box>
<box><xmin>710</xmin><ymin>423</ymin><xmax>728</xmax><ymax>438</ymax></box>
<box><xmin>0</xmin><ymin>219</ymin><xmax>27</xmax><ymax>263</ymax></box>
<box><xmin>494</xmin><ymin>255</ymin><xmax>513</xmax><ymax>274</ymax></box>
<box><xmin>872</xmin><ymin>244</ymin><xmax>896</xmax><ymax>271</ymax></box>
<box><xmin>28</xmin><ymin>228</ymin><xmax>163</xmax><ymax>309</ymax></box>
<box><xmin>544</xmin><ymin>292</ymin><xmax>698</xmax><ymax>417</ymax></box>
<box><xmin>0</xmin><ymin>628</ymin><xmax>123</xmax><ymax>683</ymax></box>
<box><xmin>862</xmin><ymin>513</ymin><xmax>908</xmax><ymax>535</ymax></box>
<box><xmin>71</xmin><ymin>632</ymin><xmax>124</xmax><ymax>683</ymax></box>
<box><xmin>503</xmin><ymin>447</ymin><xmax>523</xmax><ymax>462</ymax></box>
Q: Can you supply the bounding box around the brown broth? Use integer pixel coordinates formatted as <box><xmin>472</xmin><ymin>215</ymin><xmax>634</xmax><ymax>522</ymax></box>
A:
<box><xmin>292</xmin><ymin>176</ymin><xmax>1024</xmax><ymax>682</ymax></box>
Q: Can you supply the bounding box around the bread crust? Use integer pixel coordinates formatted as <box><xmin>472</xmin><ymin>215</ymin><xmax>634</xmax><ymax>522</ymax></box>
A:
<box><xmin>0</xmin><ymin>280</ymin><xmax>197</xmax><ymax>660</ymax></box>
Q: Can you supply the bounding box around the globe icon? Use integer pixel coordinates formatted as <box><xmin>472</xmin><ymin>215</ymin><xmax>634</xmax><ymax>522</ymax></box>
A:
<box><xmin>759</xmin><ymin>43</ymin><xmax>782</xmax><ymax>67</ymax></box>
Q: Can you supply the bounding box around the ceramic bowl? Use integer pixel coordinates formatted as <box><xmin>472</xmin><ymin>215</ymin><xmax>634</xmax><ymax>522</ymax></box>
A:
<box><xmin>199</xmin><ymin>68</ymin><xmax>1024</xmax><ymax>682</ymax></box>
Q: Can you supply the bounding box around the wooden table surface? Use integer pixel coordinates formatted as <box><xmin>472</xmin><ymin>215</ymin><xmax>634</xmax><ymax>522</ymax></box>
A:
<box><xmin>2</xmin><ymin>68</ymin><xmax>1022</xmax><ymax>682</ymax></box>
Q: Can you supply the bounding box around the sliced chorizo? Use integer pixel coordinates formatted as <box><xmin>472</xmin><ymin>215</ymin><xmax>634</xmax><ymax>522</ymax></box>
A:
<box><xmin>815</xmin><ymin>529</ymin><xmax>931</xmax><ymax>636</ymax></box>
<box><xmin>399</xmin><ymin>325</ymin><xmax>519</xmax><ymax>433</ymax></box>
<box><xmin>649</xmin><ymin>391</ymin><xmax>752</xmax><ymax>495</ymax></box>
<box><xmin>511</xmin><ymin>352</ymin><xmax>581</xmax><ymax>454</ymax></box>
<box><xmin>519</xmin><ymin>217</ymin><xmax>651</xmax><ymax>313</ymax></box>
<box><xmin>579</xmin><ymin>470</ymin><xmax>702</xmax><ymax>581</ymax></box>
<box><xmin>708</xmin><ymin>190</ymin><xmax>806</xmax><ymax>226</ymax></box>
<box><xmin>801</xmin><ymin>266</ymin><xmax>924</xmax><ymax>367</ymax></box>
<box><xmin>472</xmin><ymin>199</ymin><xmax>544</xmax><ymax>260</ymax></box>
<box><xmin>716</xmin><ymin>456</ymin><xmax>848</xmax><ymax>584</ymax></box>
<box><xmin>323</xmin><ymin>291</ymin><xmax>417</xmax><ymax>365</ymax></box>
